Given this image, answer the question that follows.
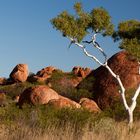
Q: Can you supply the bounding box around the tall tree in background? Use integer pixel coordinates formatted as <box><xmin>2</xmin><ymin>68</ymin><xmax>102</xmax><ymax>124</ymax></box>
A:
<box><xmin>51</xmin><ymin>2</ymin><xmax>140</xmax><ymax>124</ymax></box>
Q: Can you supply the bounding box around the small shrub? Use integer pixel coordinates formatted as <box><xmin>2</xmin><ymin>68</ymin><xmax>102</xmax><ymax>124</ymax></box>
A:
<box><xmin>0</xmin><ymin>82</ymin><xmax>35</xmax><ymax>98</ymax></box>
<box><xmin>65</xmin><ymin>88</ymin><xmax>93</xmax><ymax>102</ymax></box>
<box><xmin>77</xmin><ymin>75</ymin><xmax>95</xmax><ymax>92</ymax></box>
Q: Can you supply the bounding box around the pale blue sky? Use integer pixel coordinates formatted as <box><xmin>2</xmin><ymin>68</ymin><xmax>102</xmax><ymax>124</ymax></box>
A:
<box><xmin>0</xmin><ymin>0</ymin><xmax>139</xmax><ymax>77</ymax></box>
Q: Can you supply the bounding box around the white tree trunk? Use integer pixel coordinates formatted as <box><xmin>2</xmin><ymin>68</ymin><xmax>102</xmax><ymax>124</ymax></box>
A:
<box><xmin>128</xmin><ymin>109</ymin><xmax>133</xmax><ymax>124</ymax></box>
<box><xmin>138</xmin><ymin>62</ymin><xmax>140</xmax><ymax>74</ymax></box>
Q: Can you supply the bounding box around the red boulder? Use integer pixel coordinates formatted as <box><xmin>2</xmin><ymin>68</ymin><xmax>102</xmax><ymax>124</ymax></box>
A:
<box><xmin>18</xmin><ymin>85</ymin><xmax>59</xmax><ymax>108</ymax></box>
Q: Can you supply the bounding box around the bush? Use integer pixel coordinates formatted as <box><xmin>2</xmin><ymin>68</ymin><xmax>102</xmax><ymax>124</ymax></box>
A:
<box><xmin>77</xmin><ymin>75</ymin><xmax>95</xmax><ymax>92</ymax></box>
<box><xmin>64</xmin><ymin>88</ymin><xmax>93</xmax><ymax>102</ymax></box>
<box><xmin>0</xmin><ymin>82</ymin><xmax>35</xmax><ymax>98</ymax></box>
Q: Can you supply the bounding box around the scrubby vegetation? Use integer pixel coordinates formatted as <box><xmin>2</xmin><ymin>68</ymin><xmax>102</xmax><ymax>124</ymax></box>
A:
<box><xmin>0</xmin><ymin>102</ymin><xmax>140</xmax><ymax>140</ymax></box>
<box><xmin>0</xmin><ymin>81</ymin><xmax>140</xmax><ymax>140</ymax></box>
<box><xmin>44</xmin><ymin>70</ymin><xmax>92</xmax><ymax>102</ymax></box>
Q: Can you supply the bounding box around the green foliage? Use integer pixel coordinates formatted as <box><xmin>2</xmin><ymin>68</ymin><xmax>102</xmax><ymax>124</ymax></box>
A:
<box><xmin>0</xmin><ymin>82</ymin><xmax>35</xmax><ymax>98</ymax></box>
<box><xmin>0</xmin><ymin>103</ymin><xmax>95</xmax><ymax>130</ymax></box>
<box><xmin>77</xmin><ymin>75</ymin><xmax>95</xmax><ymax>92</ymax></box>
<box><xmin>51</xmin><ymin>2</ymin><xmax>113</xmax><ymax>42</ymax></box>
<box><xmin>47</xmin><ymin>70</ymin><xmax>76</xmax><ymax>93</ymax></box>
<box><xmin>52</xmin><ymin>2</ymin><xmax>140</xmax><ymax>60</ymax></box>
<box><xmin>50</xmin><ymin>83</ymin><xmax>92</xmax><ymax>103</ymax></box>
<box><xmin>104</xmin><ymin>103</ymin><xmax>127</xmax><ymax>121</ymax></box>
<box><xmin>0</xmin><ymin>103</ymin><xmax>31</xmax><ymax>125</ymax></box>
<box><xmin>118</xmin><ymin>20</ymin><xmax>140</xmax><ymax>39</ymax></box>
<box><xmin>74</xmin><ymin>2</ymin><xmax>83</xmax><ymax>16</ymax></box>
<box><xmin>49</xmin><ymin>69</ymin><xmax>71</xmax><ymax>80</ymax></box>
<box><xmin>48</xmin><ymin>107</ymin><xmax>94</xmax><ymax>129</ymax></box>
<box><xmin>113</xmin><ymin>20</ymin><xmax>140</xmax><ymax>60</ymax></box>
<box><xmin>90</xmin><ymin>7</ymin><xmax>114</xmax><ymax>36</ymax></box>
<box><xmin>64</xmin><ymin>88</ymin><xmax>93</xmax><ymax>102</ymax></box>
<box><xmin>120</xmin><ymin>38</ymin><xmax>140</xmax><ymax>60</ymax></box>
<box><xmin>46</xmin><ymin>70</ymin><xmax>93</xmax><ymax>102</ymax></box>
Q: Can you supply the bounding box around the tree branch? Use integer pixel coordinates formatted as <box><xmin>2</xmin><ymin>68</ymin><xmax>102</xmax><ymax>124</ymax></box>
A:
<box><xmin>130</xmin><ymin>84</ymin><xmax>140</xmax><ymax>111</ymax></box>
<box><xmin>93</xmin><ymin>41</ymin><xmax>108</xmax><ymax>63</ymax></box>
<box><xmin>82</xmin><ymin>32</ymin><xmax>107</xmax><ymax>63</ymax></box>
<box><xmin>91</xmin><ymin>32</ymin><xmax>107</xmax><ymax>63</ymax></box>
<box><xmin>82</xmin><ymin>40</ymin><xmax>92</xmax><ymax>44</ymax></box>
<box><xmin>68</xmin><ymin>37</ymin><xmax>104</xmax><ymax>66</ymax></box>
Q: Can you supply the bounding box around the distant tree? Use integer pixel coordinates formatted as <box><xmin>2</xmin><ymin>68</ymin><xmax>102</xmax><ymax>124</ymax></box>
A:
<box><xmin>51</xmin><ymin>2</ymin><xmax>140</xmax><ymax>125</ymax></box>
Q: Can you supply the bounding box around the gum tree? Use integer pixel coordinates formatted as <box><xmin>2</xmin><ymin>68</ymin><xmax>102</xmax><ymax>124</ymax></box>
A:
<box><xmin>51</xmin><ymin>3</ymin><xmax>140</xmax><ymax>124</ymax></box>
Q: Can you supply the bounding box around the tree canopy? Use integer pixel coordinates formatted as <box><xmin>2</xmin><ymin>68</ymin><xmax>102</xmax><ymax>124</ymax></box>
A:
<box><xmin>51</xmin><ymin>2</ymin><xmax>114</xmax><ymax>42</ymax></box>
<box><xmin>51</xmin><ymin>2</ymin><xmax>140</xmax><ymax>60</ymax></box>
<box><xmin>113</xmin><ymin>20</ymin><xmax>140</xmax><ymax>60</ymax></box>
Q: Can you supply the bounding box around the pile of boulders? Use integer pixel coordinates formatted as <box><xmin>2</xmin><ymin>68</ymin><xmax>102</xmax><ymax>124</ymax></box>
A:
<box><xmin>16</xmin><ymin>85</ymin><xmax>101</xmax><ymax>113</ymax></box>
<box><xmin>0</xmin><ymin>51</ymin><xmax>140</xmax><ymax>112</ymax></box>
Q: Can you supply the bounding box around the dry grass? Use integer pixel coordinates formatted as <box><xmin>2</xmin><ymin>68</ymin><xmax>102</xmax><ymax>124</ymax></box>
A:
<box><xmin>0</xmin><ymin>118</ymin><xmax>140</xmax><ymax>140</ymax></box>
